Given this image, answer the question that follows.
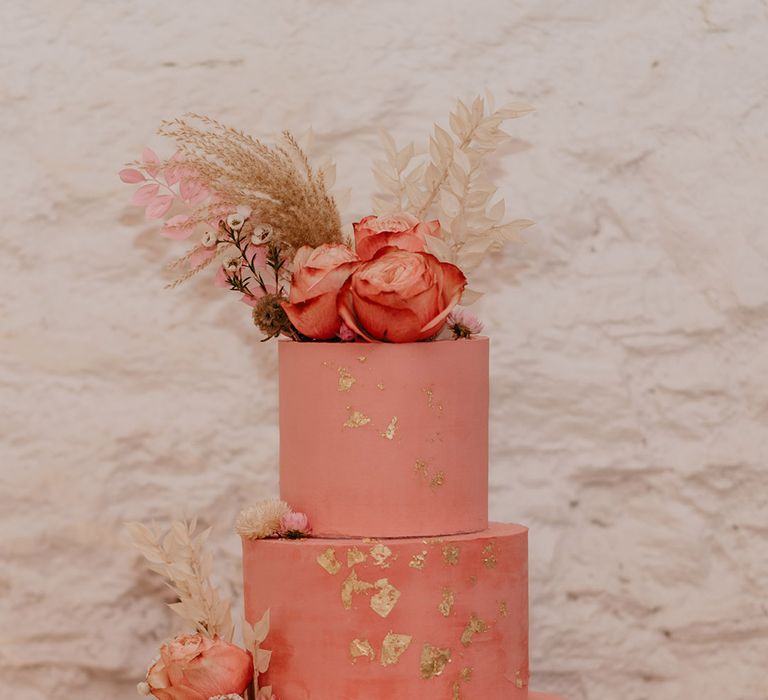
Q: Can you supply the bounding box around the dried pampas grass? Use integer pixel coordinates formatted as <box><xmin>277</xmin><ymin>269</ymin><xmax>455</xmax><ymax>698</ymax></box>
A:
<box><xmin>159</xmin><ymin>114</ymin><xmax>344</xmax><ymax>254</ymax></box>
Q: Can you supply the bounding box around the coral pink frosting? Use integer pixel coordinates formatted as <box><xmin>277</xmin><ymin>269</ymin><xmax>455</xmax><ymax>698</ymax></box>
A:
<box><xmin>278</xmin><ymin>338</ymin><xmax>489</xmax><ymax>537</ymax></box>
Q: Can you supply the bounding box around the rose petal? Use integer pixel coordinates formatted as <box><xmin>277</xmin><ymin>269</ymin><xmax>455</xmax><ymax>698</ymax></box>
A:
<box><xmin>283</xmin><ymin>292</ymin><xmax>343</xmax><ymax>339</ymax></box>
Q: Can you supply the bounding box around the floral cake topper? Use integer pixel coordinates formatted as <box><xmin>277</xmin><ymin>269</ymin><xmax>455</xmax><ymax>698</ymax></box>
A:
<box><xmin>120</xmin><ymin>94</ymin><xmax>532</xmax><ymax>342</ymax></box>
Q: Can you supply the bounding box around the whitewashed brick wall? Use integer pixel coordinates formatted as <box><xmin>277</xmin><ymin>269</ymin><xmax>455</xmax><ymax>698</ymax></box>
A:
<box><xmin>2</xmin><ymin>2</ymin><xmax>767</xmax><ymax>699</ymax></box>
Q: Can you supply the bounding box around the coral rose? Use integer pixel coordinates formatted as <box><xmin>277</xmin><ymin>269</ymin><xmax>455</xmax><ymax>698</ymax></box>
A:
<box><xmin>337</xmin><ymin>247</ymin><xmax>466</xmax><ymax>343</ymax></box>
<box><xmin>145</xmin><ymin>634</ymin><xmax>253</xmax><ymax>700</ymax></box>
<box><xmin>281</xmin><ymin>244</ymin><xmax>360</xmax><ymax>339</ymax></box>
<box><xmin>353</xmin><ymin>212</ymin><xmax>441</xmax><ymax>261</ymax></box>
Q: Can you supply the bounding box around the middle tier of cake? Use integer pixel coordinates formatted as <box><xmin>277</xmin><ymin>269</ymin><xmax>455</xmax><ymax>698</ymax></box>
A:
<box><xmin>242</xmin><ymin>523</ymin><xmax>528</xmax><ymax>700</ymax></box>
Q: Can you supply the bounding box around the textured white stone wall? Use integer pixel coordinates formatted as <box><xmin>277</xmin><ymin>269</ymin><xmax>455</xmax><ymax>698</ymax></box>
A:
<box><xmin>2</xmin><ymin>1</ymin><xmax>767</xmax><ymax>699</ymax></box>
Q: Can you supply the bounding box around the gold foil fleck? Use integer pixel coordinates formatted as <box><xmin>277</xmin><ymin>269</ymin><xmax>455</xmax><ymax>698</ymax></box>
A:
<box><xmin>515</xmin><ymin>670</ymin><xmax>526</xmax><ymax>689</ymax></box>
<box><xmin>452</xmin><ymin>681</ymin><xmax>462</xmax><ymax>700</ymax></box>
<box><xmin>380</xmin><ymin>632</ymin><xmax>412</xmax><ymax>666</ymax></box>
<box><xmin>363</xmin><ymin>537</ymin><xmax>380</xmax><ymax>544</ymax></box>
<box><xmin>316</xmin><ymin>547</ymin><xmax>341</xmax><ymax>575</ymax></box>
<box><xmin>341</xmin><ymin>570</ymin><xmax>374</xmax><ymax>609</ymax></box>
<box><xmin>482</xmin><ymin>543</ymin><xmax>497</xmax><ymax>569</ymax></box>
<box><xmin>442</xmin><ymin>544</ymin><xmax>460</xmax><ymax>566</ymax></box>
<box><xmin>376</xmin><ymin>382</ymin><xmax>385</xmax><ymax>390</ymax></box>
<box><xmin>468</xmin><ymin>575</ymin><xmax>477</xmax><ymax>586</ymax></box>
<box><xmin>460</xmin><ymin>667</ymin><xmax>473</xmax><ymax>681</ymax></box>
<box><xmin>357</xmin><ymin>355</ymin><xmax>367</xmax><ymax>363</ymax></box>
<box><xmin>430</xmin><ymin>471</ymin><xmax>446</xmax><ymax>489</ymax></box>
<box><xmin>347</xmin><ymin>546</ymin><xmax>367</xmax><ymax>568</ymax></box>
<box><xmin>423</xmin><ymin>385</ymin><xmax>444</xmax><ymax>415</ymax></box>
<box><xmin>338</xmin><ymin>367</ymin><xmax>356</xmax><ymax>392</ymax></box>
<box><xmin>370</xmin><ymin>578</ymin><xmax>400</xmax><ymax>618</ymax></box>
<box><xmin>409</xmin><ymin>551</ymin><xmax>428</xmax><ymax>570</ymax></box>
<box><xmin>349</xmin><ymin>638</ymin><xmax>375</xmax><ymax>662</ymax></box>
<box><xmin>343</xmin><ymin>409</ymin><xmax>371</xmax><ymax>428</ymax></box>
<box><xmin>438</xmin><ymin>588</ymin><xmax>455</xmax><ymax>617</ymax></box>
<box><xmin>381</xmin><ymin>416</ymin><xmax>398</xmax><ymax>440</ymax></box>
<box><xmin>370</xmin><ymin>543</ymin><xmax>394</xmax><ymax>568</ymax></box>
<box><xmin>415</xmin><ymin>459</ymin><xmax>429</xmax><ymax>477</ymax></box>
<box><xmin>420</xmin><ymin>644</ymin><xmax>452</xmax><ymax>679</ymax></box>
<box><xmin>498</xmin><ymin>600</ymin><xmax>508</xmax><ymax>617</ymax></box>
<box><xmin>460</xmin><ymin>613</ymin><xmax>489</xmax><ymax>647</ymax></box>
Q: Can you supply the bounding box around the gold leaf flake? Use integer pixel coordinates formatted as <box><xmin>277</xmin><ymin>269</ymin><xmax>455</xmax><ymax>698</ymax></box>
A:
<box><xmin>460</xmin><ymin>667</ymin><xmax>473</xmax><ymax>681</ymax></box>
<box><xmin>347</xmin><ymin>547</ymin><xmax>367</xmax><ymax>567</ymax></box>
<box><xmin>357</xmin><ymin>355</ymin><xmax>367</xmax><ymax>363</ymax></box>
<box><xmin>438</xmin><ymin>588</ymin><xmax>455</xmax><ymax>617</ymax></box>
<box><xmin>380</xmin><ymin>632</ymin><xmax>412</xmax><ymax>666</ymax></box>
<box><xmin>423</xmin><ymin>385</ymin><xmax>444</xmax><ymax>415</ymax></box>
<box><xmin>460</xmin><ymin>613</ymin><xmax>489</xmax><ymax>647</ymax></box>
<box><xmin>452</xmin><ymin>681</ymin><xmax>462</xmax><ymax>700</ymax></box>
<box><xmin>316</xmin><ymin>547</ymin><xmax>341</xmax><ymax>575</ymax></box>
<box><xmin>381</xmin><ymin>416</ymin><xmax>398</xmax><ymax>440</ymax></box>
<box><xmin>498</xmin><ymin>600</ymin><xmax>508</xmax><ymax>617</ymax></box>
<box><xmin>415</xmin><ymin>459</ymin><xmax>429</xmax><ymax>477</ymax></box>
<box><xmin>442</xmin><ymin>544</ymin><xmax>460</xmax><ymax>566</ymax></box>
<box><xmin>370</xmin><ymin>543</ymin><xmax>394</xmax><ymax>568</ymax></box>
<box><xmin>338</xmin><ymin>367</ymin><xmax>356</xmax><ymax>392</ymax></box>
<box><xmin>350</xmin><ymin>638</ymin><xmax>375</xmax><ymax>662</ymax></box>
<box><xmin>343</xmin><ymin>409</ymin><xmax>371</xmax><ymax>428</ymax></box>
<box><xmin>409</xmin><ymin>551</ymin><xmax>428</xmax><ymax>570</ymax></box>
<box><xmin>430</xmin><ymin>471</ymin><xmax>446</xmax><ymax>489</ymax></box>
<box><xmin>420</xmin><ymin>643</ymin><xmax>452</xmax><ymax>679</ymax></box>
<box><xmin>468</xmin><ymin>575</ymin><xmax>477</xmax><ymax>586</ymax></box>
<box><xmin>515</xmin><ymin>670</ymin><xmax>526</xmax><ymax>689</ymax></box>
<box><xmin>341</xmin><ymin>570</ymin><xmax>374</xmax><ymax>609</ymax></box>
<box><xmin>482</xmin><ymin>543</ymin><xmax>497</xmax><ymax>569</ymax></box>
<box><xmin>376</xmin><ymin>382</ymin><xmax>385</xmax><ymax>390</ymax></box>
<box><xmin>370</xmin><ymin>578</ymin><xmax>400</xmax><ymax>618</ymax></box>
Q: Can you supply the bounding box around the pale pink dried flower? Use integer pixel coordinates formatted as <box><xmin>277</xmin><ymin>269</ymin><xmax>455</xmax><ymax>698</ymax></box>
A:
<box><xmin>446</xmin><ymin>307</ymin><xmax>483</xmax><ymax>338</ymax></box>
<box><xmin>337</xmin><ymin>321</ymin><xmax>357</xmax><ymax>342</ymax></box>
<box><xmin>279</xmin><ymin>512</ymin><xmax>311</xmax><ymax>538</ymax></box>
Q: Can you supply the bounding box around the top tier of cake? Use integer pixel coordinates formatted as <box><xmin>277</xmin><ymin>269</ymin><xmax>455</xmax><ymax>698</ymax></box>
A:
<box><xmin>279</xmin><ymin>337</ymin><xmax>489</xmax><ymax>537</ymax></box>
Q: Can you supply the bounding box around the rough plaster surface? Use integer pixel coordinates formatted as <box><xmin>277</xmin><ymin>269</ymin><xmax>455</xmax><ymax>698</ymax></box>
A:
<box><xmin>1</xmin><ymin>2</ymin><xmax>767</xmax><ymax>699</ymax></box>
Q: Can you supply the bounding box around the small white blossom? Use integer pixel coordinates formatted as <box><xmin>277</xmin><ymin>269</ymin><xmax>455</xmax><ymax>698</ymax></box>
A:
<box><xmin>136</xmin><ymin>681</ymin><xmax>151</xmax><ymax>696</ymax></box>
<box><xmin>224</xmin><ymin>258</ymin><xmax>241</xmax><ymax>275</ymax></box>
<box><xmin>251</xmin><ymin>223</ymin><xmax>275</xmax><ymax>245</ymax></box>
<box><xmin>201</xmin><ymin>229</ymin><xmax>218</xmax><ymax>247</ymax></box>
<box><xmin>227</xmin><ymin>205</ymin><xmax>252</xmax><ymax>232</ymax></box>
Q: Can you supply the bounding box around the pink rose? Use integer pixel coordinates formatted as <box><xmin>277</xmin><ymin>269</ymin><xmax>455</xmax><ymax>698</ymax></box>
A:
<box><xmin>145</xmin><ymin>634</ymin><xmax>253</xmax><ymax>700</ymax></box>
<box><xmin>281</xmin><ymin>244</ymin><xmax>360</xmax><ymax>339</ymax></box>
<box><xmin>338</xmin><ymin>247</ymin><xmax>467</xmax><ymax>343</ymax></box>
<box><xmin>279</xmin><ymin>511</ymin><xmax>311</xmax><ymax>537</ymax></box>
<box><xmin>353</xmin><ymin>212</ymin><xmax>441</xmax><ymax>261</ymax></box>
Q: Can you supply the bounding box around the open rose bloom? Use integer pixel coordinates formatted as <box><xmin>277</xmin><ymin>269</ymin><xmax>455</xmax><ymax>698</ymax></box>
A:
<box><xmin>281</xmin><ymin>214</ymin><xmax>467</xmax><ymax>343</ymax></box>
<box><xmin>145</xmin><ymin>634</ymin><xmax>253</xmax><ymax>700</ymax></box>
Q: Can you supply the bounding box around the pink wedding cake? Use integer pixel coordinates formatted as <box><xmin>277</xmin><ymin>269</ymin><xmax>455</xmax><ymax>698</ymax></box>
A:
<box><xmin>241</xmin><ymin>338</ymin><xmax>564</xmax><ymax>700</ymax></box>
<box><xmin>122</xmin><ymin>96</ymin><xmax>566</xmax><ymax>700</ymax></box>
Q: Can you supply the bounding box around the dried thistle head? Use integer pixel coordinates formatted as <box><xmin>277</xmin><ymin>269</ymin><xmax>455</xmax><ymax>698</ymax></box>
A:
<box><xmin>252</xmin><ymin>294</ymin><xmax>293</xmax><ymax>340</ymax></box>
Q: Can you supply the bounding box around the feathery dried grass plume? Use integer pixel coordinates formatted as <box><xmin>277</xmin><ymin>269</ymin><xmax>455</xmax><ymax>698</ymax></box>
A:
<box><xmin>159</xmin><ymin>114</ymin><xmax>344</xmax><ymax>255</ymax></box>
<box><xmin>126</xmin><ymin>519</ymin><xmax>234</xmax><ymax>642</ymax></box>
<box><xmin>371</xmin><ymin>92</ymin><xmax>535</xmax><ymax>294</ymax></box>
<box><xmin>236</xmin><ymin>500</ymin><xmax>291</xmax><ymax>539</ymax></box>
